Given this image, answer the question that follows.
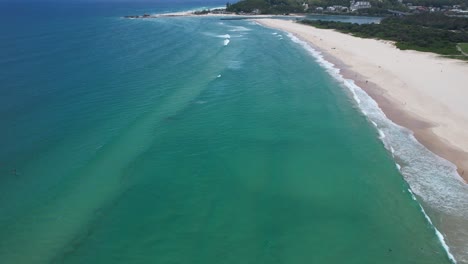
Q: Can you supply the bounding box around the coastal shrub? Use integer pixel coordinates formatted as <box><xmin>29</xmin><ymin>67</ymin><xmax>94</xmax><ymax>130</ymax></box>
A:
<box><xmin>300</xmin><ymin>14</ymin><xmax>468</xmax><ymax>56</ymax></box>
<box><xmin>227</xmin><ymin>0</ymin><xmax>309</xmax><ymax>14</ymax></box>
<box><xmin>459</xmin><ymin>43</ymin><xmax>468</xmax><ymax>53</ymax></box>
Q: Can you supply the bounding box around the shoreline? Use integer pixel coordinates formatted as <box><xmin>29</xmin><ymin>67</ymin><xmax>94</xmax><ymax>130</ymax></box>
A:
<box><xmin>333</xmin><ymin>51</ymin><xmax>468</xmax><ymax>182</ymax></box>
<box><xmin>254</xmin><ymin>19</ymin><xmax>468</xmax><ymax>184</ymax></box>
<box><xmin>255</xmin><ymin>18</ymin><xmax>468</xmax><ymax>263</ymax></box>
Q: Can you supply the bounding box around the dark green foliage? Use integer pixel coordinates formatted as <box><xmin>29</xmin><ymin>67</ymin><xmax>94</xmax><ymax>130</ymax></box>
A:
<box><xmin>226</xmin><ymin>0</ymin><xmax>307</xmax><ymax>14</ymax></box>
<box><xmin>226</xmin><ymin>0</ymin><xmax>468</xmax><ymax>13</ymax></box>
<box><xmin>300</xmin><ymin>13</ymin><xmax>468</xmax><ymax>55</ymax></box>
<box><xmin>308</xmin><ymin>0</ymin><xmax>351</xmax><ymax>7</ymax></box>
<box><xmin>226</xmin><ymin>0</ymin><xmax>270</xmax><ymax>13</ymax></box>
<box><xmin>227</xmin><ymin>0</ymin><xmax>407</xmax><ymax>14</ymax></box>
<box><xmin>194</xmin><ymin>9</ymin><xmax>211</xmax><ymax>15</ymax></box>
<box><xmin>391</xmin><ymin>13</ymin><xmax>468</xmax><ymax>31</ymax></box>
<box><xmin>459</xmin><ymin>43</ymin><xmax>468</xmax><ymax>53</ymax></box>
<box><xmin>312</xmin><ymin>0</ymin><xmax>468</xmax><ymax>8</ymax></box>
<box><xmin>406</xmin><ymin>0</ymin><xmax>468</xmax><ymax>8</ymax></box>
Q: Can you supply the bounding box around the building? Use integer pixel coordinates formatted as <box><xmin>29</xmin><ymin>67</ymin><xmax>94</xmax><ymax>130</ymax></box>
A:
<box><xmin>350</xmin><ymin>0</ymin><xmax>371</xmax><ymax>11</ymax></box>
<box><xmin>333</xmin><ymin>5</ymin><xmax>349</xmax><ymax>12</ymax></box>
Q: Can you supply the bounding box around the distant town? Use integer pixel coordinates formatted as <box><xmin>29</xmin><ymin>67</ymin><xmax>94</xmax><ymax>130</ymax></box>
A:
<box><xmin>125</xmin><ymin>0</ymin><xmax>468</xmax><ymax>19</ymax></box>
<box><xmin>224</xmin><ymin>0</ymin><xmax>468</xmax><ymax>16</ymax></box>
<box><xmin>307</xmin><ymin>1</ymin><xmax>468</xmax><ymax>15</ymax></box>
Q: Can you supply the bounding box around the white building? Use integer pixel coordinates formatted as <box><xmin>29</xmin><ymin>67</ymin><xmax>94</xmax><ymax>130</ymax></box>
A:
<box><xmin>333</xmin><ymin>5</ymin><xmax>349</xmax><ymax>12</ymax></box>
<box><xmin>350</xmin><ymin>0</ymin><xmax>372</xmax><ymax>11</ymax></box>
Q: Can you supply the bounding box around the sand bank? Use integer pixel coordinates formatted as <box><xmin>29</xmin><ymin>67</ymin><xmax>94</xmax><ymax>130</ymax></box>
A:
<box><xmin>256</xmin><ymin>19</ymin><xmax>468</xmax><ymax>183</ymax></box>
<box><xmin>125</xmin><ymin>10</ymin><xmax>305</xmax><ymax>19</ymax></box>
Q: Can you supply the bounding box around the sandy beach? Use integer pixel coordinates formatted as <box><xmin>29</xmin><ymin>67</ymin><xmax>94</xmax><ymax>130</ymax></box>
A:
<box><xmin>256</xmin><ymin>19</ymin><xmax>468</xmax><ymax>183</ymax></box>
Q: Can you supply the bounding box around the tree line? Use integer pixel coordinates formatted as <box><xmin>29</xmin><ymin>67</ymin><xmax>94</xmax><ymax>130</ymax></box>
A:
<box><xmin>300</xmin><ymin>14</ymin><xmax>468</xmax><ymax>55</ymax></box>
<box><xmin>226</xmin><ymin>0</ymin><xmax>304</xmax><ymax>14</ymax></box>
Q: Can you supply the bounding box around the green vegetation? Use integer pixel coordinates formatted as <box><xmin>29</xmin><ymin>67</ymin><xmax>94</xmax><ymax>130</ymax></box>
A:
<box><xmin>226</xmin><ymin>1</ymin><xmax>468</xmax><ymax>57</ymax></box>
<box><xmin>458</xmin><ymin>42</ymin><xmax>468</xmax><ymax>52</ymax></box>
<box><xmin>225</xmin><ymin>0</ymin><xmax>468</xmax><ymax>16</ymax></box>
<box><xmin>300</xmin><ymin>13</ymin><xmax>468</xmax><ymax>56</ymax></box>
<box><xmin>194</xmin><ymin>9</ymin><xmax>211</xmax><ymax>15</ymax></box>
<box><xmin>398</xmin><ymin>13</ymin><xmax>468</xmax><ymax>31</ymax></box>
<box><xmin>406</xmin><ymin>0</ymin><xmax>468</xmax><ymax>8</ymax></box>
<box><xmin>312</xmin><ymin>0</ymin><xmax>406</xmax><ymax>12</ymax></box>
<box><xmin>226</xmin><ymin>0</ymin><xmax>407</xmax><ymax>14</ymax></box>
<box><xmin>226</xmin><ymin>0</ymin><xmax>304</xmax><ymax>14</ymax></box>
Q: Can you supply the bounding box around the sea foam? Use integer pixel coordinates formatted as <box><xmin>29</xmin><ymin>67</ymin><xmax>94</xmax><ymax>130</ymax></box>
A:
<box><xmin>228</xmin><ymin>26</ymin><xmax>251</xmax><ymax>32</ymax></box>
<box><xmin>287</xmin><ymin>32</ymin><xmax>467</xmax><ymax>263</ymax></box>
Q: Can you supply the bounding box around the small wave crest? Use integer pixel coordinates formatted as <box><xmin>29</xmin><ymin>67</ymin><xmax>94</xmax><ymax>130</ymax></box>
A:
<box><xmin>223</xmin><ymin>39</ymin><xmax>230</xmax><ymax>46</ymax></box>
<box><xmin>228</xmin><ymin>26</ymin><xmax>251</xmax><ymax>32</ymax></box>
<box><xmin>287</xmin><ymin>32</ymin><xmax>468</xmax><ymax>263</ymax></box>
<box><xmin>396</xmin><ymin>163</ymin><xmax>402</xmax><ymax>171</ymax></box>
<box><xmin>378</xmin><ymin>129</ymin><xmax>386</xmax><ymax>139</ymax></box>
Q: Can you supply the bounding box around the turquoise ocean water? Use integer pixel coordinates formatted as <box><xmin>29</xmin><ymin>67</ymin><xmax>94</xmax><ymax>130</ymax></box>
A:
<box><xmin>0</xmin><ymin>1</ymin><xmax>465</xmax><ymax>263</ymax></box>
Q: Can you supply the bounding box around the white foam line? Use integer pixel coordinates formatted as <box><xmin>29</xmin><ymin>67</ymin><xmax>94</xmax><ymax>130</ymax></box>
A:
<box><xmin>378</xmin><ymin>129</ymin><xmax>386</xmax><ymax>139</ymax></box>
<box><xmin>285</xmin><ymin>31</ymin><xmax>461</xmax><ymax>263</ymax></box>
<box><xmin>228</xmin><ymin>26</ymin><xmax>251</xmax><ymax>32</ymax></box>
<box><xmin>408</xmin><ymin>189</ymin><xmax>457</xmax><ymax>263</ymax></box>
<box><xmin>396</xmin><ymin>163</ymin><xmax>402</xmax><ymax>171</ymax></box>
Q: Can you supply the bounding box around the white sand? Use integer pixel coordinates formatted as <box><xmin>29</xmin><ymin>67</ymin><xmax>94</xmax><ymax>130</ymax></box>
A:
<box><xmin>256</xmin><ymin>19</ymin><xmax>468</xmax><ymax>181</ymax></box>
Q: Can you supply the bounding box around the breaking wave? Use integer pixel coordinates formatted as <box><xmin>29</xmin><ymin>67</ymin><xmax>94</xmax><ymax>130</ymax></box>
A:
<box><xmin>287</xmin><ymin>32</ymin><xmax>468</xmax><ymax>264</ymax></box>
<box><xmin>228</xmin><ymin>26</ymin><xmax>251</xmax><ymax>32</ymax></box>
